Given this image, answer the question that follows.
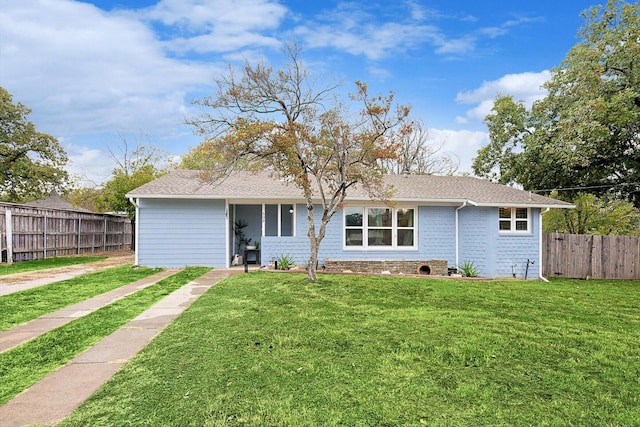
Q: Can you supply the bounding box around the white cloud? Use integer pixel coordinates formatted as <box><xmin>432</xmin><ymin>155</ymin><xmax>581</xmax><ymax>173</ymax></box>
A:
<box><xmin>64</xmin><ymin>143</ymin><xmax>114</xmax><ymax>187</ymax></box>
<box><xmin>429</xmin><ymin>128</ymin><xmax>490</xmax><ymax>173</ymax></box>
<box><xmin>434</xmin><ymin>36</ymin><xmax>476</xmax><ymax>55</ymax></box>
<box><xmin>295</xmin><ymin>22</ymin><xmax>442</xmax><ymax>61</ymax></box>
<box><xmin>142</xmin><ymin>0</ymin><xmax>287</xmax><ymax>33</ymax></box>
<box><xmin>141</xmin><ymin>0</ymin><xmax>287</xmax><ymax>54</ymax></box>
<box><xmin>0</xmin><ymin>0</ymin><xmax>217</xmax><ymax>137</ymax></box>
<box><xmin>455</xmin><ymin>70</ymin><xmax>550</xmax><ymax>121</ymax></box>
<box><xmin>292</xmin><ymin>2</ymin><xmax>486</xmax><ymax>60</ymax></box>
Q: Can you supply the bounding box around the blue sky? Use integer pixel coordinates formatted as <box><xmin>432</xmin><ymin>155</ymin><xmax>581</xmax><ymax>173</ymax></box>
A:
<box><xmin>0</xmin><ymin>0</ymin><xmax>596</xmax><ymax>187</ymax></box>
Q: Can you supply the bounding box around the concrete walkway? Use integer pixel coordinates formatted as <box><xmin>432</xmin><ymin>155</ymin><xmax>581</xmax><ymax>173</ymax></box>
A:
<box><xmin>0</xmin><ymin>269</ymin><xmax>178</xmax><ymax>353</ymax></box>
<box><xmin>0</xmin><ymin>268</ymin><xmax>242</xmax><ymax>427</ymax></box>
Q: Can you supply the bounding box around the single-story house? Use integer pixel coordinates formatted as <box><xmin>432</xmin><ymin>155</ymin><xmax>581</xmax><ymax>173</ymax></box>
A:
<box><xmin>126</xmin><ymin>170</ymin><xmax>573</xmax><ymax>279</ymax></box>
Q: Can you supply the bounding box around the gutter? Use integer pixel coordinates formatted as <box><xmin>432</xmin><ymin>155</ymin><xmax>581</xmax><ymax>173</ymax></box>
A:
<box><xmin>455</xmin><ymin>200</ymin><xmax>478</xmax><ymax>268</ymax></box>
<box><xmin>128</xmin><ymin>197</ymin><xmax>140</xmax><ymax>266</ymax></box>
<box><xmin>539</xmin><ymin>207</ymin><xmax>550</xmax><ymax>282</ymax></box>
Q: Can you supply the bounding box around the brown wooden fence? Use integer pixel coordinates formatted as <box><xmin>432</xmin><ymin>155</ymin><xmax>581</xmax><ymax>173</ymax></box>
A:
<box><xmin>1</xmin><ymin>202</ymin><xmax>131</xmax><ymax>263</ymax></box>
<box><xmin>543</xmin><ymin>233</ymin><xmax>639</xmax><ymax>280</ymax></box>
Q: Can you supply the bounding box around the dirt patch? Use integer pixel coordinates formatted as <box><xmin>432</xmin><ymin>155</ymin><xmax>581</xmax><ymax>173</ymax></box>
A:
<box><xmin>0</xmin><ymin>251</ymin><xmax>135</xmax><ymax>286</ymax></box>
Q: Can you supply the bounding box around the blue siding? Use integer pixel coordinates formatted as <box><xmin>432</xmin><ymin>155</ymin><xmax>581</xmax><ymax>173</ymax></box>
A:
<box><xmin>262</xmin><ymin>205</ymin><xmax>457</xmax><ymax>269</ymax></box>
<box><xmin>262</xmin><ymin>204</ymin><xmax>541</xmax><ymax>278</ymax></box>
<box><xmin>421</xmin><ymin>206</ymin><xmax>456</xmax><ymax>262</ymax></box>
<box><xmin>137</xmin><ymin>199</ymin><xmax>226</xmax><ymax>268</ymax></box>
<box><xmin>495</xmin><ymin>209</ymin><xmax>540</xmax><ymax>279</ymax></box>
<box><xmin>458</xmin><ymin>207</ymin><xmax>497</xmax><ymax>277</ymax></box>
<box><xmin>136</xmin><ymin>198</ymin><xmax>542</xmax><ymax>277</ymax></box>
<box><xmin>458</xmin><ymin>207</ymin><xmax>540</xmax><ymax>278</ymax></box>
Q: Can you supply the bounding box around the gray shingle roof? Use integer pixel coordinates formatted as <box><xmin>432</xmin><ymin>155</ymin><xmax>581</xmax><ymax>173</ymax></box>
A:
<box><xmin>24</xmin><ymin>191</ymin><xmax>93</xmax><ymax>212</ymax></box>
<box><xmin>127</xmin><ymin>170</ymin><xmax>573</xmax><ymax>208</ymax></box>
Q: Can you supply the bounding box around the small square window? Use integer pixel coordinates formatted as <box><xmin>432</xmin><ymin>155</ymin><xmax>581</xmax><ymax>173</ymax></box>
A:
<box><xmin>499</xmin><ymin>207</ymin><xmax>529</xmax><ymax>233</ymax></box>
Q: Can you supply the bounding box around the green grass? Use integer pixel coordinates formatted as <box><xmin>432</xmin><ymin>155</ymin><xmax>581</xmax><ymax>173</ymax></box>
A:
<box><xmin>0</xmin><ymin>265</ymin><xmax>162</xmax><ymax>331</ymax></box>
<box><xmin>0</xmin><ymin>267</ymin><xmax>210</xmax><ymax>405</ymax></box>
<box><xmin>0</xmin><ymin>255</ymin><xmax>107</xmax><ymax>276</ymax></box>
<box><xmin>61</xmin><ymin>273</ymin><xmax>639</xmax><ymax>426</ymax></box>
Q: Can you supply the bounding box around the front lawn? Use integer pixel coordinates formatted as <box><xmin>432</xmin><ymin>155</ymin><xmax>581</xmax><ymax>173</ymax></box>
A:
<box><xmin>0</xmin><ymin>267</ymin><xmax>211</xmax><ymax>404</ymax></box>
<box><xmin>62</xmin><ymin>273</ymin><xmax>639</xmax><ymax>426</ymax></box>
<box><xmin>0</xmin><ymin>265</ymin><xmax>162</xmax><ymax>331</ymax></box>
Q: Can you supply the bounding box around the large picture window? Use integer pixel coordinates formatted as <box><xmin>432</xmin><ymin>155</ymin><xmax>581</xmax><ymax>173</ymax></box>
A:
<box><xmin>344</xmin><ymin>206</ymin><xmax>416</xmax><ymax>249</ymax></box>
<box><xmin>499</xmin><ymin>207</ymin><xmax>529</xmax><ymax>233</ymax></box>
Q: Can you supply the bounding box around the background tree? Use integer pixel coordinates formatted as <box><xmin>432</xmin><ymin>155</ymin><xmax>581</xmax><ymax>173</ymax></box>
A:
<box><xmin>65</xmin><ymin>187</ymin><xmax>104</xmax><ymax>212</ymax></box>
<box><xmin>187</xmin><ymin>44</ymin><xmax>411</xmax><ymax>281</ymax></box>
<box><xmin>98</xmin><ymin>140</ymin><xmax>171</xmax><ymax>249</ymax></box>
<box><xmin>179</xmin><ymin>139</ymin><xmax>221</xmax><ymax>170</ymax></box>
<box><xmin>544</xmin><ymin>193</ymin><xmax>639</xmax><ymax>235</ymax></box>
<box><xmin>0</xmin><ymin>86</ymin><xmax>69</xmax><ymax>203</ymax></box>
<box><xmin>380</xmin><ymin>121</ymin><xmax>457</xmax><ymax>175</ymax></box>
<box><xmin>473</xmin><ymin>0</ymin><xmax>640</xmax><ymax>206</ymax></box>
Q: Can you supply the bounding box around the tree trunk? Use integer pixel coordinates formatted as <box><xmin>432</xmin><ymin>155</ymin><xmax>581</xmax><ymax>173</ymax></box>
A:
<box><xmin>307</xmin><ymin>237</ymin><xmax>318</xmax><ymax>281</ymax></box>
<box><xmin>306</xmin><ymin>201</ymin><xmax>318</xmax><ymax>281</ymax></box>
<box><xmin>306</xmin><ymin>201</ymin><xmax>332</xmax><ymax>282</ymax></box>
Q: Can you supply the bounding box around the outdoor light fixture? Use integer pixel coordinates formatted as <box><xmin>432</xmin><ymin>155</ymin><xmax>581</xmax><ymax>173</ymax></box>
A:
<box><xmin>289</xmin><ymin>207</ymin><xmax>294</xmax><ymax>214</ymax></box>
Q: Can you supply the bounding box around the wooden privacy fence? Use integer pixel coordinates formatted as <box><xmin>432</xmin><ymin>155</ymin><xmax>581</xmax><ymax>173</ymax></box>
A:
<box><xmin>543</xmin><ymin>233</ymin><xmax>639</xmax><ymax>280</ymax></box>
<box><xmin>1</xmin><ymin>202</ymin><xmax>132</xmax><ymax>263</ymax></box>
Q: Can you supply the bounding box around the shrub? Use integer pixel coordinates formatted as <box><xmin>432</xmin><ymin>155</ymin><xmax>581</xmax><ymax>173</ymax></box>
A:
<box><xmin>458</xmin><ymin>260</ymin><xmax>479</xmax><ymax>277</ymax></box>
<box><xmin>276</xmin><ymin>254</ymin><xmax>295</xmax><ymax>270</ymax></box>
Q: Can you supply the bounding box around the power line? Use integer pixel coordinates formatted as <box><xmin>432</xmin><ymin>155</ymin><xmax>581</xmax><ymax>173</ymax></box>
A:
<box><xmin>533</xmin><ymin>182</ymin><xmax>639</xmax><ymax>193</ymax></box>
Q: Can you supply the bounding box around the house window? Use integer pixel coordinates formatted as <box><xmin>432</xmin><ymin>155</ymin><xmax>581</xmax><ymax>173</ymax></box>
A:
<box><xmin>344</xmin><ymin>206</ymin><xmax>416</xmax><ymax>249</ymax></box>
<box><xmin>397</xmin><ymin>208</ymin><xmax>415</xmax><ymax>246</ymax></box>
<box><xmin>265</xmin><ymin>204</ymin><xmax>295</xmax><ymax>237</ymax></box>
<box><xmin>345</xmin><ymin>207</ymin><xmax>363</xmax><ymax>246</ymax></box>
<box><xmin>368</xmin><ymin>208</ymin><xmax>392</xmax><ymax>246</ymax></box>
<box><xmin>499</xmin><ymin>207</ymin><xmax>529</xmax><ymax>233</ymax></box>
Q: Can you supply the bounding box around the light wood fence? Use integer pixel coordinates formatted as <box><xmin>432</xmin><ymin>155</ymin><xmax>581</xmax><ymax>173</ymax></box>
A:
<box><xmin>1</xmin><ymin>202</ymin><xmax>131</xmax><ymax>263</ymax></box>
<box><xmin>543</xmin><ymin>233</ymin><xmax>639</xmax><ymax>280</ymax></box>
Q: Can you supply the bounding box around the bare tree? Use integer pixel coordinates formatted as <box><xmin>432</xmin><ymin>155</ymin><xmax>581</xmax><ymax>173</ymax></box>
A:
<box><xmin>380</xmin><ymin>121</ymin><xmax>458</xmax><ymax>175</ymax></box>
<box><xmin>187</xmin><ymin>44</ymin><xmax>412</xmax><ymax>281</ymax></box>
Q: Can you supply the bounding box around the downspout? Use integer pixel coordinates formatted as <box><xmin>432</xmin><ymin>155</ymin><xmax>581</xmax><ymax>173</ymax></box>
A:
<box><xmin>455</xmin><ymin>201</ymin><xmax>467</xmax><ymax>269</ymax></box>
<box><xmin>128</xmin><ymin>197</ymin><xmax>140</xmax><ymax>266</ymax></box>
<box><xmin>539</xmin><ymin>207</ymin><xmax>550</xmax><ymax>282</ymax></box>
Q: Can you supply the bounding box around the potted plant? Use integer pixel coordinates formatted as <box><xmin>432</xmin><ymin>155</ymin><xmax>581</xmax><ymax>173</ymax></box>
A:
<box><xmin>233</xmin><ymin>220</ymin><xmax>252</xmax><ymax>252</ymax></box>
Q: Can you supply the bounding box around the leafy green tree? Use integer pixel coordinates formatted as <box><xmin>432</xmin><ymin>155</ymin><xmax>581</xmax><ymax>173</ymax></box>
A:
<box><xmin>64</xmin><ymin>187</ymin><xmax>104</xmax><ymax>212</ymax></box>
<box><xmin>98</xmin><ymin>143</ymin><xmax>170</xmax><ymax>249</ymax></box>
<box><xmin>187</xmin><ymin>44</ymin><xmax>411</xmax><ymax>281</ymax></box>
<box><xmin>0</xmin><ymin>86</ymin><xmax>69</xmax><ymax>203</ymax></box>
<box><xmin>544</xmin><ymin>193</ymin><xmax>639</xmax><ymax>235</ymax></box>
<box><xmin>473</xmin><ymin>0</ymin><xmax>640</xmax><ymax>206</ymax></box>
<box><xmin>98</xmin><ymin>143</ymin><xmax>169</xmax><ymax>218</ymax></box>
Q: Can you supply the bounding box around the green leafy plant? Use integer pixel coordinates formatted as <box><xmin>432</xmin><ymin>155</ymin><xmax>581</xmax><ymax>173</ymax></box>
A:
<box><xmin>276</xmin><ymin>254</ymin><xmax>295</xmax><ymax>270</ymax></box>
<box><xmin>233</xmin><ymin>219</ymin><xmax>252</xmax><ymax>251</ymax></box>
<box><xmin>457</xmin><ymin>260</ymin><xmax>479</xmax><ymax>277</ymax></box>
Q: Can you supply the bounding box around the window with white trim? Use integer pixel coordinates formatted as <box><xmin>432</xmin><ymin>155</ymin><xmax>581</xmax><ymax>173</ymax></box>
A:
<box><xmin>344</xmin><ymin>206</ymin><xmax>416</xmax><ymax>249</ymax></box>
<box><xmin>499</xmin><ymin>207</ymin><xmax>530</xmax><ymax>233</ymax></box>
<box><xmin>265</xmin><ymin>204</ymin><xmax>294</xmax><ymax>236</ymax></box>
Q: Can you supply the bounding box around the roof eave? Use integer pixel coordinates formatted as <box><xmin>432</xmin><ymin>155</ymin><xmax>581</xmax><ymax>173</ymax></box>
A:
<box><xmin>474</xmin><ymin>202</ymin><xmax>575</xmax><ymax>209</ymax></box>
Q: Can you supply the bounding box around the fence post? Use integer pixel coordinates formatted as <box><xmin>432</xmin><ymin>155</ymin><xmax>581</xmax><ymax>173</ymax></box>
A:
<box><xmin>5</xmin><ymin>208</ymin><xmax>13</xmax><ymax>265</ymax></box>
<box><xmin>103</xmin><ymin>218</ymin><xmax>107</xmax><ymax>252</ymax></box>
<box><xmin>77</xmin><ymin>217</ymin><xmax>82</xmax><ymax>255</ymax></box>
<box><xmin>43</xmin><ymin>215</ymin><xmax>48</xmax><ymax>259</ymax></box>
